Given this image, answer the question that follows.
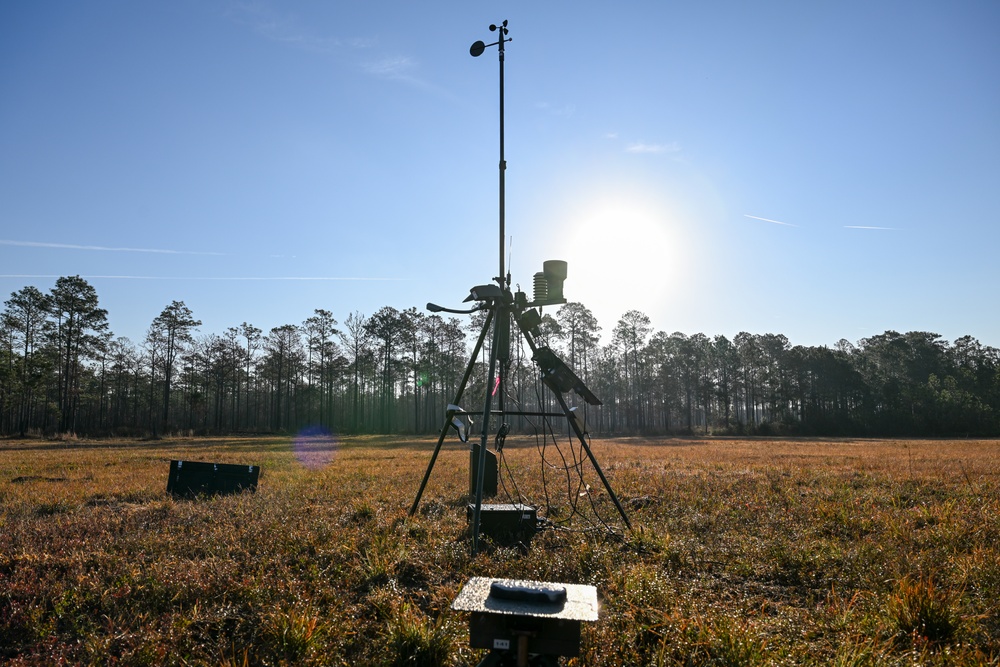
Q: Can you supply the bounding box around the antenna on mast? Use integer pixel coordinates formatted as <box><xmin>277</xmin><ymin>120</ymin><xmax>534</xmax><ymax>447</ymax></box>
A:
<box><xmin>470</xmin><ymin>20</ymin><xmax>511</xmax><ymax>287</ymax></box>
<box><xmin>506</xmin><ymin>236</ymin><xmax>513</xmax><ymax>286</ymax></box>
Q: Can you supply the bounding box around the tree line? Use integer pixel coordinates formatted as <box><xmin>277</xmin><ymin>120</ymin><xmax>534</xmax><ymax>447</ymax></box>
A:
<box><xmin>2</xmin><ymin>276</ymin><xmax>998</xmax><ymax>438</ymax></box>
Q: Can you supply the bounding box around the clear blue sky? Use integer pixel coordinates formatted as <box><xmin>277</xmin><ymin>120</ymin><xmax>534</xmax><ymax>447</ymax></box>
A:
<box><xmin>2</xmin><ymin>2</ymin><xmax>998</xmax><ymax>349</ymax></box>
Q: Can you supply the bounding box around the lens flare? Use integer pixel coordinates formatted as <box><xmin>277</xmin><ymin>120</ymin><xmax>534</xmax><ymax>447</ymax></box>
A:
<box><xmin>293</xmin><ymin>425</ymin><xmax>338</xmax><ymax>469</ymax></box>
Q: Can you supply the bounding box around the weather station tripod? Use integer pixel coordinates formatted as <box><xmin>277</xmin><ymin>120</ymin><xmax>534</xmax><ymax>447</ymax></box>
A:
<box><xmin>408</xmin><ymin>21</ymin><xmax>631</xmax><ymax>557</ymax></box>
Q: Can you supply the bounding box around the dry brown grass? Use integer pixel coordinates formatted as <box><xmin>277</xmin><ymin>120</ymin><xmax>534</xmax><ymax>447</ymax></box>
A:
<box><xmin>1</xmin><ymin>435</ymin><xmax>998</xmax><ymax>665</ymax></box>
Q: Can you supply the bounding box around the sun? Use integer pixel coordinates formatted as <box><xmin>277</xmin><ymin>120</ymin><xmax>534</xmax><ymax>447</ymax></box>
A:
<box><xmin>555</xmin><ymin>187</ymin><xmax>686</xmax><ymax>322</ymax></box>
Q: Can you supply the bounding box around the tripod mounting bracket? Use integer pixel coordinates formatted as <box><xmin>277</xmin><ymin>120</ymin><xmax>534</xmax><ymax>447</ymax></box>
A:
<box><xmin>464</xmin><ymin>284</ymin><xmax>509</xmax><ymax>303</ymax></box>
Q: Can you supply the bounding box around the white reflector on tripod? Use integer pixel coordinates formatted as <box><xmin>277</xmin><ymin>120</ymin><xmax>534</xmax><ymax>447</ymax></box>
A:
<box><xmin>448</xmin><ymin>404</ymin><xmax>470</xmax><ymax>442</ymax></box>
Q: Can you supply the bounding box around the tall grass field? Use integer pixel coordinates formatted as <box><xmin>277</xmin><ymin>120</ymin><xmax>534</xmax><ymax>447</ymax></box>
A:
<box><xmin>1</xmin><ymin>435</ymin><xmax>997</xmax><ymax>665</ymax></box>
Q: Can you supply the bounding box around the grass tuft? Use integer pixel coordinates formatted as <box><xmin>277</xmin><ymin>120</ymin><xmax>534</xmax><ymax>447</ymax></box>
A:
<box><xmin>265</xmin><ymin>603</ymin><xmax>322</xmax><ymax>662</ymax></box>
<box><xmin>384</xmin><ymin>603</ymin><xmax>456</xmax><ymax>667</ymax></box>
<box><xmin>886</xmin><ymin>575</ymin><xmax>959</xmax><ymax>646</ymax></box>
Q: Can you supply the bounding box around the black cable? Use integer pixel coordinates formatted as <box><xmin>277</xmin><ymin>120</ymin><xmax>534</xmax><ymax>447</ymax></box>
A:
<box><xmin>531</xmin><ymin>379</ymin><xmax>580</xmax><ymax>527</ymax></box>
<box><xmin>495</xmin><ymin>422</ymin><xmax>509</xmax><ymax>453</ymax></box>
<box><xmin>495</xmin><ymin>331</ymin><xmax>623</xmax><ymax>539</ymax></box>
<box><xmin>495</xmin><ymin>422</ymin><xmax>526</xmax><ymax>506</ymax></box>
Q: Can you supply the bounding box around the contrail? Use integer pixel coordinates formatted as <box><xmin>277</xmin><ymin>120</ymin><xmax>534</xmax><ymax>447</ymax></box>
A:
<box><xmin>0</xmin><ymin>275</ymin><xmax>407</xmax><ymax>281</ymax></box>
<box><xmin>0</xmin><ymin>240</ymin><xmax>226</xmax><ymax>256</ymax></box>
<box><xmin>744</xmin><ymin>214</ymin><xmax>798</xmax><ymax>227</ymax></box>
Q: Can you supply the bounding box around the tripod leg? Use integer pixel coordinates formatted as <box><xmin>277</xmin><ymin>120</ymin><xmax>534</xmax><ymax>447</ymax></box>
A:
<box><xmin>409</xmin><ymin>309</ymin><xmax>494</xmax><ymax>517</ymax></box>
<box><xmin>408</xmin><ymin>426</ymin><xmax>451</xmax><ymax>517</ymax></box>
<box><xmin>472</xmin><ymin>305</ymin><xmax>504</xmax><ymax>555</ymax></box>
<box><xmin>553</xmin><ymin>390</ymin><xmax>633</xmax><ymax>530</ymax></box>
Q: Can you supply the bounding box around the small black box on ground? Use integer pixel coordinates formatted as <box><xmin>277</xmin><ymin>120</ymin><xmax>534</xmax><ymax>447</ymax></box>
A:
<box><xmin>469</xmin><ymin>447</ymin><xmax>498</xmax><ymax>498</ymax></box>
<box><xmin>452</xmin><ymin>577</ymin><xmax>599</xmax><ymax>659</ymax></box>
<box><xmin>167</xmin><ymin>460</ymin><xmax>259</xmax><ymax>496</ymax></box>
<box><xmin>467</xmin><ymin>503</ymin><xmax>537</xmax><ymax>542</ymax></box>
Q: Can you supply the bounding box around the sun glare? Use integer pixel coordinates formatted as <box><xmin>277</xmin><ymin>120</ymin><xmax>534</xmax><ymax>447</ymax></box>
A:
<box><xmin>557</xmin><ymin>189</ymin><xmax>684</xmax><ymax>322</ymax></box>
